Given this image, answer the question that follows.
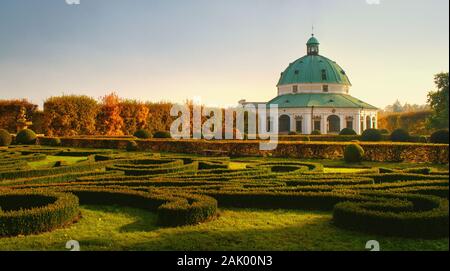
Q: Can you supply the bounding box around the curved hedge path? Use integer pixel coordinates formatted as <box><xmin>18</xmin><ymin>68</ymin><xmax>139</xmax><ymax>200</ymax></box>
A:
<box><xmin>0</xmin><ymin>146</ymin><xmax>448</xmax><ymax>238</ymax></box>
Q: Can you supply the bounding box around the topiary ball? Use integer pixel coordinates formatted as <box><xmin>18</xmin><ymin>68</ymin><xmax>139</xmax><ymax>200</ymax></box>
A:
<box><xmin>153</xmin><ymin>131</ymin><xmax>172</xmax><ymax>139</ymax></box>
<box><xmin>48</xmin><ymin>137</ymin><xmax>61</xmax><ymax>146</ymax></box>
<box><xmin>15</xmin><ymin>129</ymin><xmax>37</xmax><ymax>145</ymax></box>
<box><xmin>430</xmin><ymin>129</ymin><xmax>449</xmax><ymax>144</ymax></box>
<box><xmin>0</xmin><ymin>129</ymin><xmax>12</xmax><ymax>146</ymax></box>
<box><xmin>126</xmin><ymin>141</ymin><xmax>139</xmax><ymax>152</ymax></box>
<box><xmin>339</xmin><ymin>128</ymin><xmax>357</xmax><ymax>136</ymax></box>
<box><xmin>417</xmin><ymin>136</ymin><xmax>428</xmax><ymax>143</ymax></box>
<box><xmin>133</xmin><ymin>129</ymin><xmax>152</xmax><ymax>139</ymax></box>
<box><xmin>378</xmin><ymin>129</ymin><xmax>390</xmax><ymax>135</ymax></box>
<box><xmin>390</xmin><ymin>129</ymin><xmax>410</xmax><ymax>142</ymax></box>
<box><xmin>361</xmin><ymin>129</ymin><xmax>382</xmax><ymax>142</ymax></box>
<box><xmin>344</xmin><ymin>144</ymin><xmax>365</xmax><ymax>163</ymax></box>
<box><xmin>311</xmin><ymin>130</ymin><xmax>321</xmax><ymax>135</ymax></box>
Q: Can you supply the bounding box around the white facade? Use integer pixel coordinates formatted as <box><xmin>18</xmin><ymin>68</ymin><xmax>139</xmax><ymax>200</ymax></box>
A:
<box><xmin>274</xmin><ymin>107</ymin><xmax>378</xmax><ymax>135</ymax></box>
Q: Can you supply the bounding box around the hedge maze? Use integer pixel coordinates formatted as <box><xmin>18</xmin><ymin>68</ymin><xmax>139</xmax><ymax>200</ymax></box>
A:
<box><xmin>0</xmin><ymin>146</ymin><xmax>448</xmax><ymax>239</ymax></box>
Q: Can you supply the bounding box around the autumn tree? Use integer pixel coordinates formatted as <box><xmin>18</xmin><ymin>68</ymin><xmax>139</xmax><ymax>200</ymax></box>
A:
<box><xmin>96</xmin><ymin>92</ymin><xmax>124</xmax><ymax>136</ymax></box>
<box><xmin>120</xmin><ymin>99</ymin><xmax>150</xmax><ymax>135</ymax></box>
<box><xmin>43</xmin><ymin>95</ymin><xmax>98</xmax><ymax>136</ymax></box>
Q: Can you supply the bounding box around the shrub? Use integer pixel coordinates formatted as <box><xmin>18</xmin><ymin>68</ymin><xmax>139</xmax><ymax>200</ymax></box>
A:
<box><xmin>311</xmin><ymin>130</ymin><xmax>321</xmax><ymax>135</ymax></box>
<box><xmin>133</xmin><ymin>129</ymin><xmax>152</xmax><ymax>139</ymax></box>
<box><xmin>126</xmin><ymin>141</ymin><xmax>139</xmax><ymax>152</ymax></box>
<box><xmin>344</xmin><ymin>144</ymin><xmax>365</xmax><ymax>163</ymax></box>
<box><xmin>339</xmin><ymin>128</ymin><xmax>357</xmax><ymax>136</ymax></box>
<box><xmin>64</xmin><ymin>188</ymin><xmax>217</xmax><ymax>227</ymax></box>
<box><xmin>288</xmin><ymin>131</ymin><xmax>298</xmax><ymax>135</ymax></box>
<box><xmin>390</xmin><ymin>129</ymin><xmax>410</xmax><ymax>142</ymax></box>
<box><xmin>378</xmin><ymin>129</ymin><xmax>390</xmax><ymax>135</ymax></box>
<box><xmin>333</xmin><ymin>193</ymin><xmax>448</xmax><ymax>238</ymax></box>
<box><xmin>15</xmin><ymin>129</ymin><xmax>37</xmax><ymax>145</ymax></box>
<box><xmin>0</xmin><ymin>190</ymin><xmax>79</xmax><ymax>236</ymax></box>
<box><xmin>361</xmin><ymin>129</ymin><xmax>382</xmax><ymax>142</ymax></box>
<box><xmin>403</xmin><ymin>167</ymin><xmax>433</xmax><ymax>175</ymax></box>
<box><xmin>153</xmin><ymin>131</ymin><xmax>172</xmax><ymax>139</ymax></box>
<box><xmin>430</xmin><ymin>129</ymin><xmax>449</xmax><ymax>144</ymax></box>
<box><xmin>47</xmin><ymin>137</ymin><xmax>61</xmax><ymax>146</ymax></box>
<box><xmin>0</xmin><ymin>129</ymin><xmax>12</xmax><ymax>146</ymax></box>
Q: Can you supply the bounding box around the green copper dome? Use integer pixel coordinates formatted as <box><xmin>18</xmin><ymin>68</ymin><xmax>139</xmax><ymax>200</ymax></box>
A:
<box><xmin>307</xmin><ymin>36</ymin><xmax>320</xmax><ymax>45</ymax></box>
<box><xmin>277</xmin><ymin>36</ymin><xmax>351</xmax><ymax>86</ymax></box>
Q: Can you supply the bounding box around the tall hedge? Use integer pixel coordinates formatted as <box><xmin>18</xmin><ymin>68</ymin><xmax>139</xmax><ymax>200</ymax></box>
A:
<box><xmin>43</xmin><ymin>95</ymin><xmax>99</xmax><ymax>136</ymax></box>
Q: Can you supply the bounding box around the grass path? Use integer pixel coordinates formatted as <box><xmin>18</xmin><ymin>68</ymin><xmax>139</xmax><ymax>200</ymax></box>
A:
<box><xmin>0</xmin><ymin>206</ymin><xmax>447</xmax><ymax>251</ymax></box>
<box><xmin>28</xmin><ymin>156</ymin><xmax>87</xmax><ymax>169</ymax></box>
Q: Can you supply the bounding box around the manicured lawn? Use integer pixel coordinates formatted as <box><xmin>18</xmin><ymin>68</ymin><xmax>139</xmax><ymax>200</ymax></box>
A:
<box><xmin>323</xmin><ymin>167</ymin><xmax>369</xmax><ymax>173</ymax></box>
<box><xmin>0</xmin><ymin>205</ymin><xmax>447</xmax><ymax>251</ymax></box>
<box><xmin>28</xmin><ymin>156</ymin><xmax>87</xmax><ymax>169</ymax></box>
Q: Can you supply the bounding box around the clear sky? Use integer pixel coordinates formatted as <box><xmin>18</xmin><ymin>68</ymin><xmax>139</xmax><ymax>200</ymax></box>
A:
<box><xmin>0</xmin><ymin>0</ymin><xmax>448</xmax><ymax>109</ymax></box>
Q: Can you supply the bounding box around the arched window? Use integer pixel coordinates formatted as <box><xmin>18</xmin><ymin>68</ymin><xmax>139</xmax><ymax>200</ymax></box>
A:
<box><xmin>327</xmin><ymin>115</ymin><xmax>341</xmax><ymax>134</ymax></box>
<box><xmin>366</xmin><ymin>116</ymin><xmax>371</xmax><ymax>130</ymax></box>
<box><xmin>279</xmin><ymin>115</ymin><xmax>290</xmax><ymax>133</ymax></box>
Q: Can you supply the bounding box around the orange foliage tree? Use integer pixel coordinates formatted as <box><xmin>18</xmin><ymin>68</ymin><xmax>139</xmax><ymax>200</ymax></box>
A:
<box><xmin>96</xmin><ymin>92</ymin><xmax>124</xmax><ymax>136</ymax></box>
<box><xmin>120</xmin><ymin>100</ymin><xmax>150</xmax><ymax>135</ymax></box>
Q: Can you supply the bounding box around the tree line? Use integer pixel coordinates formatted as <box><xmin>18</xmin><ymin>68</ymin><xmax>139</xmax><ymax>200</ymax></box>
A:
<box><xmin>0</xmin><ymin>93</ymin><xmax>174</xmax><ymax>136</ymax></box>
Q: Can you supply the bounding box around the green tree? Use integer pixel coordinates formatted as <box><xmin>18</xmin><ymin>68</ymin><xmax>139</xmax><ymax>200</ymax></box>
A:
<box><xmin>427</xmin><ymin>72</ymin><xmax>449</xmax><ymax>129</ymax></box>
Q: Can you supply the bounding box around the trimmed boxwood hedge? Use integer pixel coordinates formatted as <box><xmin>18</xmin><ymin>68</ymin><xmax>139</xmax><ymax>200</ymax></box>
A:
<box><xmin>344</xmin><ymin>144</ymin><xmax>364</xmax><ymax>163</ymax></box>
<box><xmin>333</xmin><ymin>192</ymin><xmax>448</xmax><ymax>238</ymax></box>
<box><xmin>361</xmin><ymin>129</ymin><xmax>382</xmax><ymax>142</ymax></box>
<box><xmin>430</xmin><ymin>129</ymin><xmax>449</xmax><ymax>144</ymax></box>
<box><xmin>15</xmin><ymin>129</ymin><xmax>37</xmax><ymax>145</ymax></box>
<box><xmin>339</xmin><ymin>128</ymin><xmax>357</xmax><ymax>136</ymax></box>
<box><xmin>390</xmin><ymin>129</ymin><xmax>410</xmax><ymax>142</ymax></box>
<box><xmin>134</xmin><ymin>129</ymin><xmax>152</xmax><ymax>139</ymax></box>
<box><xmin>0</xmin><ymin>190</ymin><xmax>80</xmax><ymax>236</ymax></box>
<box><xmin>0</xmin><ymin>129</ymin><xmax>12</xmax><ymax>146</ymax></box>
<box><xmin>61</xmin><ymin>188</ymin><xmax>217</xmax><ymax>226</ymax></box>
<box><xmin>0</xmin><ymin>147</ymin><xmax>448</xmax><ymax>239</ymax></box>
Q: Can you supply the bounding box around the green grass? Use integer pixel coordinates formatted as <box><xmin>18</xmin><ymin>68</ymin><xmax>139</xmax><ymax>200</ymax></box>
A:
<box><xmin>0</xmin><ymin>205</ymin><xmax>447</xmax><ymax>251</ymax></box>
<box><xmin>323</xmin><ymin>167</ymin><xmax>369</xmax><ymax>173</ymax></box>
<box><xmin>28</xmin><ymin>156</ymin><xmax>87</xmax><ymax>169</ymax></box>
<box><xmin>228</xmin><ymin>162</ymin><xmax>248</xmax><ymax>170</ymax></box>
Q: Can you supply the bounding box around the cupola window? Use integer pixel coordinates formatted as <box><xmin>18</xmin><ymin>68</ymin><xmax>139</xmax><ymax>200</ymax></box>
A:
<box><xmin>321</xmin><ymin>70</ymin><xmax>327</xmax><ymax>81</ymax></box>
<box><xmin>293</xmin><ymin>85</ymin><xmax>298</xmax><ymax>93</ymax></box>
<box><xmin>323</xmin><ymin>85</ymin><xmax>329</xmax><ymax>92</ymax></box>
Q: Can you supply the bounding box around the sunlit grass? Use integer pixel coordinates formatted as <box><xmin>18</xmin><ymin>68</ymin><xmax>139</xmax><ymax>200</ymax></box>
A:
<box><xmin>0</xmin><ymin>205</ymin><xmax>447</xmax><ymax>251</ymax></box>
<box><xmin>323</xmin><ymin>167</ymin><xmax>369</xmax><ymax>173</ymax></box>
<box><xmin>228</xmin><ymin>162</ymin><xmax>248</xmax><ymax>170</ymax></box>
<box><xmin>28</xmin><ymin>156</ymin><xmax>87</xmax><ymax>169</ymax></box>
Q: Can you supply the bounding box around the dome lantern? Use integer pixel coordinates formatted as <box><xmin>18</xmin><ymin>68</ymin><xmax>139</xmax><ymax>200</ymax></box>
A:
<box><xmin>307</xmin><ymin>35</ymin><xmax>320</xmax><ymax>55</ymax></box>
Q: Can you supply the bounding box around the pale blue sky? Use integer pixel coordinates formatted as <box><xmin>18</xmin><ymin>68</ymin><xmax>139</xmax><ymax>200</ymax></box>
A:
<box><xmin>0</xmin><ymin>0</ymin><xmax>448</xmax><ymax>109</ymax></box>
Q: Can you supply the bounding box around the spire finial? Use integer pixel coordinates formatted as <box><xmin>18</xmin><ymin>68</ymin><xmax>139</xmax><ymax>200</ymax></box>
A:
<box><xmin>311</xmin><ymin>25</ymin><xmax>314</xmax><ymax>37</ymax></box>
